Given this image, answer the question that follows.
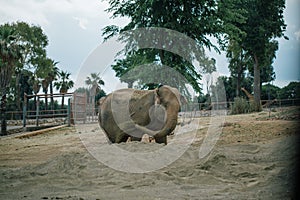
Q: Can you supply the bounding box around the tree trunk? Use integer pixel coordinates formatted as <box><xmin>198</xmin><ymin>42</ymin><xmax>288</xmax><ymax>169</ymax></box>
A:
<box><xmin>45</xmin><ymin>91</ymin><xmax>48</xmax><ymax>111</ymax></box>
<box><xmin>127</xmin><ymin>81</ymin><xmax>133</xmax><ymax>88</ymax></box>
<box><xmin>50</xmin><ymin>82</ymin><xmax>54</xmax><ymax>110</ymax></box>
<box><xmin>253</xmin><ymin>54</ymin><xmax>262</xmax><ymax>111</ymax></box>
<box><xmin>33</xmin><ymin>96</ymin><xmax>37</xmax><ymax>111</ymax></box>
<box><xmin>236</xmin><ymin>76</ymin><xmax>241</xmax><ymax>97</ymax></box>
<box><xmin>61</xmin><ymin>94</ymin><xmax>65</xmax><ymax>109</ymax></box>
<box><xmin>236</xmin><ymin>51</ymin><xmax>243</xmax><ymax>97</ymax></box>
<box><xmin>42</xmin><ymin>80</ymin><xmax>49</xmax><ymax>111</ymax></box>
<box><xmin>15</xmin><ymin>72</ymin><xmax>21</xmax><ymax>111</ymax></box>
<box><xmin>236</xmin><ymin>66</ymin><xmax>241</xmax><ymax>97</ymax></box>
<box><xmin>0</xmin><ymin>91</ymin><xmax>7</xmax><ymax>136</ymax></box>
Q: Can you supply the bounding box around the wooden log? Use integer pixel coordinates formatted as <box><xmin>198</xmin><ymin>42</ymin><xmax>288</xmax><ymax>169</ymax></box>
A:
<box><xmin>15</xmin><ymin>124</ymin><xmax>68</xmax><ymax>139</ymax></box>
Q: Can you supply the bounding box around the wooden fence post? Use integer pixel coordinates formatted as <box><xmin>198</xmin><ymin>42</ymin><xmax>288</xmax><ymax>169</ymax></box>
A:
<box><xmin>36</xmin><ymin>97</ymin><xmax>40</xmax><ymax>127</ymax></box>
<box><xmin>23</xmin><ymin>93</ymin><xmax>27</xmax><ymax>132</ymax></box>
<box><xmin>67</xmin><ymin>98</ymin><xmax>71</xmax><ymax>127</ymax></box>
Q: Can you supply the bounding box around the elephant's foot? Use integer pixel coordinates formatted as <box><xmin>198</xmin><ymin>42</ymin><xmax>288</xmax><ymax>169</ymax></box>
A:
<box><xmin>154</xmin><ymin>136</ymin><xmax>167</xmax><ymax>145</ymax></box>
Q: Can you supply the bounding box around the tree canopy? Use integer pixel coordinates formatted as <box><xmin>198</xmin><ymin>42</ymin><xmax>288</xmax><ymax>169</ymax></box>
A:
<box><xmin>103</xmin><ymin>0</ymin><xmax>233</xmax><ymax>95</ymax></box>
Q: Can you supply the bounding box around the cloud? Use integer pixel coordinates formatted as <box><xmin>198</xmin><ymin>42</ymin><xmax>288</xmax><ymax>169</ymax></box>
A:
<box><xmin>73</xmin><ymin>17</ymin><xmax>88</xmax><ymax>30</ymax></box>
<box><xmin>0</xmin><ymin>0</ymin><xmax>49</xmax><ymax>26</ymax></box>
<box><xmin>295</xmin><ymin>30</ymin><xmax>300</xmax><ymax>41</ymax></box>
<box><xmin>0</xmin><ymin>0</ymin><xmax>109</xmax><ymax>27</ymax></box>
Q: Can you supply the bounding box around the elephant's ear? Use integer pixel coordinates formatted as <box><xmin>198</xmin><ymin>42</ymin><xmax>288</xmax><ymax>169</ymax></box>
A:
<box><xmin>154</xmin><ymin>88</ymin><xmax>160</xmax><ymax>104</ymax></box>
<box><xmin>158</xmin><ymin>85</ymin><xmax>181</xmax><ymax>105</ymax></box>
<box><xmin>98</xmin><ymin>96</ymin><xmax>106</xmax><ymax>106</ymax></box>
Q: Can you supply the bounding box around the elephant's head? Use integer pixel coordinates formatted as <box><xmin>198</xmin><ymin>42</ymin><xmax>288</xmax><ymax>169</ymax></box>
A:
<box><xmin>135</xmin><ymin>85</ymin><xmax>181</xmax><ymax>144</ymax></box>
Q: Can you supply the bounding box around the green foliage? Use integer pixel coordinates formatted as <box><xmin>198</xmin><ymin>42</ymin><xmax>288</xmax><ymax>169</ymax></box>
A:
<box><xmin>226</xmin><ymin>39</ymin><xmax>252</xmax><ymax>97</ymax></box>
<box><xmin>239</xmin><ymin>0</ymin><xmax>287</xmax><ymax>55</ymax></box>
<box><xmin>230</xmin><ymin>97</ymin><xmax>250</xmax><ymax>114</ymax></box>
<box><xmin>212</xmin><ymin>75</ymin><xmax>252</xmax><ymax>102</ymax></box>
<box><xmin>224</xmin><ymin>0</ymin><xmax>287</xmax><ymax>111</ymax></box>
<box><xmin>0</xmin><ymin>23</ymin><xmax>24</xmax><ymax>135</ymax></box>
<box><xmin>261</xmin><ymin>83</ymin><xmax>281</xmax><ymax>100</ymax></box>
<box><xmin>85</xmin><ymin>72</ymin><xmax>105</xmax><ymax>93</ymax></box>
<box><xmin>216</xmin><ymin>0</ymin><xmax>248</xmax><ymax>45</ymax></box>
<box><xmin>103</xmin><ymin>0</ymin><xmax>227</xmax><ymax>94</ymax></box>
<box><xmin>54</xmin><ymin>70</ymin><xmax>74</xmax><ymax>109</ymax></box>
<box><xmin>75</xmin><ymin>87</ymin><xmax>107</xmax><ymax>105</ymax></box>
<box><xmin>218</xmin><ymin>76</ymin><xmax>235</xmax><ymax>102</ymax></box>
<box><xmin>0</xmin><ymin>24</ymin><xmax>23</xmax><ymax>90</ymax></box>
<box><xmin>54</xmin><ymin>70</ymin><xmax>74</xmax><ymax>94</ymax></box>
<box><xmin>12</xmin><ymin>22</ymin><xmax>48</xmax><ymax>68</ymax></box>
<box><xmin>1</xmin><ymin>22</ymin><xmax>49</xmax><ymax>112</ymax></box>
<box><xmin>95</xmin><ymin>89</ymin><xmax>107</xmax><ymax>103</ymax></box>
<box><xmin>196</xmin><ymin>93</ymin><xmax>211</xmax><ymax>110</ymax></box>
<box><xmin>279</xmin><ymin>82</ymin><xmax>300</xmax><ymax>99</ymax></box>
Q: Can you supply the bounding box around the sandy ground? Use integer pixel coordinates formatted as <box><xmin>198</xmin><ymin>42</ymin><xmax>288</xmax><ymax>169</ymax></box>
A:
<box><xmin>0</xmin><ymin>107</ymin><xmax>299</xmax><ymax>200</ymax></box>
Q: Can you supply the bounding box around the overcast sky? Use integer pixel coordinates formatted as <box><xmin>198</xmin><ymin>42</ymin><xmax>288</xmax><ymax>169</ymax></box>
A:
<box><xmin>0</xmin><ymin>0</ymin><xmax>299</xmax><ymax>92</ymax></box>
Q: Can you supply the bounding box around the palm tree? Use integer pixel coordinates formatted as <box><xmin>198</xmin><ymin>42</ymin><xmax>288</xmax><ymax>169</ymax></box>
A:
<box><xmin>85</xmin><ymin>72</ymin><xmax>105</xmax><ymax>104</ymax></box>
<box><xmin>41</xmin><ymin>78</ymin><xmax>49</xmax><ymax>110</ymax></box>
<box><xmin>54</xmin><ymin>70</ymin><xmax>74</xmax><ymax>109</ymax></box>
<box><xmin>47</xmin><ymin>60</ymin><xmax>59</xmax><ymax>110</ymax></box>
<box><xmin>30</xmin><ymin>74</ymin><xmax>41</xmax><ymax>110</ymax></box>
<box><xmin>0</xmin><ymin>24</ymin><xmax>23</xmax><ymax>135</ymax></box>
<box><xmin>35</xmin><ymin>57</ymin><xmax>56</xmax><ymax>111</ymax></box>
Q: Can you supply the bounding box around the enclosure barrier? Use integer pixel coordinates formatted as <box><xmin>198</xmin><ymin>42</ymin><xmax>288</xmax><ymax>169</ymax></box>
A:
<box><xmin>22</xmin><ymin>93</ymin><xmax>73</xmax><ymax>131</ymax></box>
<box><xmin>3</xmin><ymin>96</ymin><xmax>299</xmax><ymax>134</ymax></box>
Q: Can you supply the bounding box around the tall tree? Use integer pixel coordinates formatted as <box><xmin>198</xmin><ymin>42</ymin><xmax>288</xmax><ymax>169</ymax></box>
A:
<box><xmin>35</xmin><ymin>57</ymin><xmax>59</xmax><ymax>111</ymax></box>
<box><xmin>226</xmin><ymin>39</ymin><xmax>251</xmax><ymax>97</ymax></box>
<box><xmin>202</xmin><ymin>57</ymin><xmax>217</xmax><ymax>95</ymax></box>
<box><xmin>85</xmin><ymin>73</ymin><xmax>105</xmax><ymax>93</ymax></box>
<box><xmin>85</xmin><ymin>72</ymin><xmax>105</xmax><ymax>104</ymax></box>
<box><xmin>12</xmin><ymin>22</ymin><xmax>48</xmax><ymax>110</ymax></box>
<box><xmin>54</xmin><ymin>70</ymin><xmax>74</xmax><ymax>109</ymax></box>
<box><xmin>238</xmin><ymin>0</ymin><xmax>287</xmax><ymax>111</ymax></box>
<box><xmin>0</xmin><ymin>24</ymin><xmax>23</xmax><ymax>135</ymax></box>
<box><xmin>46</xmin><ymin>60</ymin><xmax>59</xmax><ymax>111</ymax></box>
<box><xmin>31</xmin><ymin>75</ymin><xmax>41</xmax><ymax>107</ymax></box>
<box><xmin>18</xmin><ymin>69</ymin><xmax>34</xmax><ymax>103</ymax></box>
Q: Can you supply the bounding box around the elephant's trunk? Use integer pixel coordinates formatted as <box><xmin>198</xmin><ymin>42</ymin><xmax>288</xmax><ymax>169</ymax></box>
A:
<box><xmin>135</xmin><ymin>104</ymin><xmax>179</xmax><ymax>142</ymax></box>
<box><xmin>134</xmin><ymin>85</ymin><xmax>181</xmax><ymax>144</ymax></box>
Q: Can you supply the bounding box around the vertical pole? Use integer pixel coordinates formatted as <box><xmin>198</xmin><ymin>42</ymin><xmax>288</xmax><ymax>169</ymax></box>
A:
<box><xmin>268</xmin><ymin>83</ymin><xmax>271</xmax><ymax>118</ymax></box>
<box><xmin>23</xmin><ymin>93</ymin><xmax>27</xmax><ymax>132</ymax></box>
<box><xmin>36</xmin><ymin>97</ymin><xmax>40</xmax><ymax>127</ymax></box>
<box><xmin>67</xmin><ymin>98</ymin><xmax>71</xmax><ymax>127</ymax></box>
<box><xmin>84</xmin><ymin>93</ymin><xmax>86</xmax><ymax>123</ymax></box>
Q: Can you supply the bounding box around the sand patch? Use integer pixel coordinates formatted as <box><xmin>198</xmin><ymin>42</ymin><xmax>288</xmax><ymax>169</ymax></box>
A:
<box><xmin>0</xmin><ymin>108</ymin><xmax>299</xmax><ymax>199</ymax></box>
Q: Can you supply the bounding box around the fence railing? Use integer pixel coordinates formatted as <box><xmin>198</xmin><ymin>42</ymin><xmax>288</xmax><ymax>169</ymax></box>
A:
<box><xmin>3</xmin><ymin>98</ymin><xmax>300</xmax><ymax>129</ymax></box>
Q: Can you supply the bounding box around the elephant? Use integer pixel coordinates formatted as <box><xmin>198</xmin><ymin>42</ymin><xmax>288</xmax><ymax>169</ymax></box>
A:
<box><xmin>98</xmin><ymin>85</ymin><xmax>183</xmax><ymax>144</ymax></box>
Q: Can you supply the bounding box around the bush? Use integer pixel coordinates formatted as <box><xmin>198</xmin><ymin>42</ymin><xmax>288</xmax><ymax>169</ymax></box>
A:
<box><xmin>231</xmin><ymin>97</ymin><xmax>250</xmax><ymax>114</ymax></box>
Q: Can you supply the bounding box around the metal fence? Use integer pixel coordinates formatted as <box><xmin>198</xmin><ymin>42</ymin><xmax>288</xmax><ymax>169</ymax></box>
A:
<box><xmin>4</xmin><ymin>97</ymin><xmax>300</xmax><ymax>131</ymax></box>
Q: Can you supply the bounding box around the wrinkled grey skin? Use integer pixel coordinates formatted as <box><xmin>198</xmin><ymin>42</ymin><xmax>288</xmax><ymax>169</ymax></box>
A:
<box><xmin>98</xmin><ymin>85</ymin><xmax>181</xmax><ymax>144</ymax></box>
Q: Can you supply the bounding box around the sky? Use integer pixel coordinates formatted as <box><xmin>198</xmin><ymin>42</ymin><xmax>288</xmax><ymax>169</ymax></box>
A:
<box><xmin>0</xmin><ymin>0</ymin><xmax>299</xmax><ymax>93</ymax></box>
